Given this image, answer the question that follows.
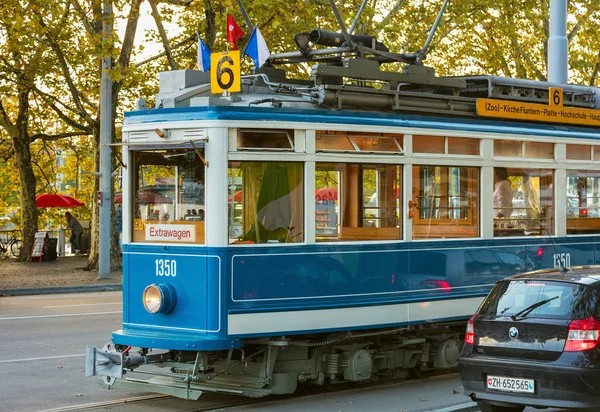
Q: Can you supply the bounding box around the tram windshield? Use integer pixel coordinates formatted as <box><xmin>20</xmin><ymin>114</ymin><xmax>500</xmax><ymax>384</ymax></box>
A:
<box><xmin>132</xmin><ymin>148</ymin><xmax>205</xmax><ymax>244</ymax></box>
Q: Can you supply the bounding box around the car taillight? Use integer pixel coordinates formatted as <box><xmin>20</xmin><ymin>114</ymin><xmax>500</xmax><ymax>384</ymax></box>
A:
<box><xmin>564</xmin><ymin>317</ymin><xmax>600</xmax><ymax>352</ymax></box>
<box><xmin>465</xmin><ymin>315</ymin><xmax>476</xmax><ymax>345</ymax></box>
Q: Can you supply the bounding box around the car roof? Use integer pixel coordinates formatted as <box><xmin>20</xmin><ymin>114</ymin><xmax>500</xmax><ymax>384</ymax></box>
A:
<box><xmin>506</xmin><ymin>265</ymin><xmax>600</xmax><ymax>287</ymax></box>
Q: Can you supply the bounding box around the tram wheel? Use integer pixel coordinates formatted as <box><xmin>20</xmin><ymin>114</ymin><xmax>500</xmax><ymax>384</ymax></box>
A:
<box><xmin>409</xmin><ymin>365</ymin><xmax>434</xmax><ymax>379</ymax></box>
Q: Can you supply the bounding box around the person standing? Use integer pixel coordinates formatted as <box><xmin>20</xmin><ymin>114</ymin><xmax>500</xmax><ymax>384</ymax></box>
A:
<box><xmin>493</xmin><ymin>167</ymin><xmax>513</xmax><ymax>218</ymax></box>
<box><xmin>65</xmin><ymin>211</ymin><xmax>83</xmax><ymax>255</ymax></box>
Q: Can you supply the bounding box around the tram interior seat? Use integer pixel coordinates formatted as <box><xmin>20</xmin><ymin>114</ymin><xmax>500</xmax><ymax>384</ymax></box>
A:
<box><xmin>339</xmin><ymin>226</ymin><xmax>400</xmax><ymax>241</ymax></box>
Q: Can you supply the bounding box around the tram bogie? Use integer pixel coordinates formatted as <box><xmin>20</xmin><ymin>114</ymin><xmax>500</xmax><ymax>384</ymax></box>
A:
<box><xmin>88</xmin><ymin>322</ymin><xmax>462</xmax><ymax>399</ymax></box>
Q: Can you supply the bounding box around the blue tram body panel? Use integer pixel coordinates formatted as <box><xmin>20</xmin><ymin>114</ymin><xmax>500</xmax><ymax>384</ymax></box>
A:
<box><xmin>113</xmin><ymin>237</ymin><xmax>600</xmax><ymax>349</ymax></box>
<box><xmin>113</xmin><ymin>244</ymin><xmax>239</xmax><ymax>350</ymax></box>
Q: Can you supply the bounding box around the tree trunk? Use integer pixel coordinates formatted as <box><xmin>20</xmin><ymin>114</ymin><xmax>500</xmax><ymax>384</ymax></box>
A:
<box><xmin>85</xmin><ymin>126</ymin><xmax>121</xmax><ymax>272</ymax></box>
<box><xmin>85</xmin><ymin>129</ymin><xmax>101</xmax><ymax>271</ymax></box>
<box><xmin>12</xmin><ymin>132</ymin><xmax>38</xmax><ymax>261</ymax></box>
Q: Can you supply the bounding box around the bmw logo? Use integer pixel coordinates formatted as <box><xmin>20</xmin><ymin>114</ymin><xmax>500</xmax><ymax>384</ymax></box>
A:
<box><xmin>508</xmin><ymin>327</ymin><xmax>519</xmax><ymax>340</ymax></box>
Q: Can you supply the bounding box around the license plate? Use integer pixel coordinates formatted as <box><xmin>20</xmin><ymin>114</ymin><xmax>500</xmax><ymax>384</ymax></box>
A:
<box><xmin>486</xmin><ymin>375</ymin><xmax>535</xmax><ymax>394</ymax></box>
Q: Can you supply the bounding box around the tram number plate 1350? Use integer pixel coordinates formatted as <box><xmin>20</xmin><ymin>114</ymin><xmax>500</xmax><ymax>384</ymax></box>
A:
<box><xmin>487</xmin><ymin>375</ymin><xmax>535</xmax><ymax>394</ymax></box>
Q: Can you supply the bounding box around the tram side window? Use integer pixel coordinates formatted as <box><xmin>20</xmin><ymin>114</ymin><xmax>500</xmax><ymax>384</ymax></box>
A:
<box><xmin>315</xmin><ymin>163</ymin><xmax>401</xmax><ymax>242</ymax></box>
<box><xmin>567</xmin><ymin>171</ymin><xmax>600</xmax><ymax>235</ymax></box>
<box><xmin>493</xmin><ymin>168</ymin><xmax>553</xmax><ymax>237</ymax></box>
<box><xmin>132</xmin><ymin>149</ymin><xmax>205</xmax><ymax>244</ymax></box>
<box><xmin>228</xmin><ymin>161</ymin><xmax>304</xmax><ymax>244</ymax></box>
<box><xmin>412</xmin><ymin>166</ymin><xmax>479</xmax><ymax>239</ymax></box>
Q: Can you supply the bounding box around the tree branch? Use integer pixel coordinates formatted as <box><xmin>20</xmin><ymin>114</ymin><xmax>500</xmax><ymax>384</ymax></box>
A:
<box><xmin>70</xmin><ymin>0</ymin><xmax>101</xmax><ymax>36</ymax></box>
<box><xmin>590</xmin><ymin>49</ymin><xmax>600</xmax><ymax>86</ymax></box>
<box><xmin>117</xmin><ymin>0</ymin><xmax>143</xmax><ymax>71</ymax></box>
<box><xmin>133</xmin><ymin>33</ymin><xmax>196</xmax><ymax>67</ymax></box>
<box><xmin>0</xmin><ymin>99</ymin><xmax>18</xmax><ymax>137</ymax></box>
<box><xmin>375</xmin><ymin>0</ymin><xmax>406</xmax><ymax>35</ymax></box>
<box><xmin>162</xmin><ymin>0</ymin><xmax>193</xmax><ymax>6</ymax></box>
<box><xmin>148</xmin><ymin>0</ymin><xmax>179</xmax><ymax>70</ymax></box>
<box><xmin>30</xmin><ymin>131</ymin><xmax>92</xmax><ymax>142</ymax></box>
<box><xmin>35</xmin><ymin>14</ymin><xmax>96</xmax><ymax>127</ymax></box>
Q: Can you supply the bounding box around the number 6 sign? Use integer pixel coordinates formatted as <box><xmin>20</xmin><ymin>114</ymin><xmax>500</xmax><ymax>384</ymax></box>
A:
<box><xmin>211</xmin><ymin>51</ymin><xmax>241</xmax><ymax>94</ymax></box>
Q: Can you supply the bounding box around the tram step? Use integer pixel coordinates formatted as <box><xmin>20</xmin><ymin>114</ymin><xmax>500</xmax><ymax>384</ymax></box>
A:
<box><xmin>112</xmin><ymin>376</ymin><xmax>273</xmax><ymax>400</ymax></box>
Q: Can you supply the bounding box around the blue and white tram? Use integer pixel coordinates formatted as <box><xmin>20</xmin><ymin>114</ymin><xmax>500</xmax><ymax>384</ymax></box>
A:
<box><xmin>86</xmin><ymin>63</ymin><xmax>600</xmax><ymax>399</ymax></box>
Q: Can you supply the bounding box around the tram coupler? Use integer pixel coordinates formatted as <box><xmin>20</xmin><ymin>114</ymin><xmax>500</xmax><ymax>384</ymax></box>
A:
<box><xmin>85</xmin><ymin>344</ymin><xmax>151</xmax><ymax>379</ymax></box>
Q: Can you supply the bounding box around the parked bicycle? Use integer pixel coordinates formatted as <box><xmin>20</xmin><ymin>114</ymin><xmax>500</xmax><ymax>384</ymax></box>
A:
<box><xmin>0</xmin><ymin>230</ymin><xmax>21</xmax><ymax>258</ymax></box>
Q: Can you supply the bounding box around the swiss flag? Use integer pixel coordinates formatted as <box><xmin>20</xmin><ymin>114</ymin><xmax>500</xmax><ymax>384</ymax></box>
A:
<box><xmin>227</xmin><ymin>14</ymin><xmax>244</xmax><ymax>50</ymax></box>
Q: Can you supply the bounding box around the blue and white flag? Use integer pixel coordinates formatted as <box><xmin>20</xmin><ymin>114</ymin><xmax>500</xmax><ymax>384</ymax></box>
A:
<box><xmin>197</xmin><ymin>35</ymin><xmax>211</xmax><ymax>72</ymax></box>
<box><xmin>243</xmin><ymin>27</ymin><xmax>270</xmax><ymax>68</ymax></box>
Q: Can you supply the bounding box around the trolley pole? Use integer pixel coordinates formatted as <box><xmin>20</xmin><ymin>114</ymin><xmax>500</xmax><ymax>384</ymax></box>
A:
<box><xmin>548</xmin><ymin>0</ymin><xmax>568</xmax><ymax>83</ymax></box>
<box><xmin>98</xmin><ymin>0</ymin><xmax>112</xmax><ymax>279</ymax></box>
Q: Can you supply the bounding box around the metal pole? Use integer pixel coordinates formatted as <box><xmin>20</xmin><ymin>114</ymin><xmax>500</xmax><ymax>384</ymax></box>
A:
<box><xmin>348</xmin><ymin>0</ymin><xmax>368</xmax><ymax>35</ymax></box>
<box><xmin>236</xmin><ymin>0</ymin><xmax>254</xmax><ymax>32</ymax></box>
<box><xmin>98</xmin><ymin>0</ymin><xmax>112</xmax><ymax>279</ymax></box>
<box><xmin>327</xmin><ymin>0</ymin><xmax>354</xmax><ymax>48</ymax></box>
<box><xmin>548</xmin><ymin>0</ymin><xmax>568</xmax><ymax>83</ymax></box>
<box><xmin>417</xmin><ymin>0</ymin><xmax>450</xmax><ymax>65</ymax></box>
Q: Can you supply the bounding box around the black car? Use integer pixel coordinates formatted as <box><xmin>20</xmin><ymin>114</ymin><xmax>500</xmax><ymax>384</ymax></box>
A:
<box><xmin>458</xmin><ymin>266</ymin><xmax>600</xmax><ymax>412</ymax></box>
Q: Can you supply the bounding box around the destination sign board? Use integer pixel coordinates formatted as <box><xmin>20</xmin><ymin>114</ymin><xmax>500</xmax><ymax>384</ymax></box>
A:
<box><xmin>476</xmin><ymin>88</ymin><xmax>600</xmax><ymax>127</ymax></box>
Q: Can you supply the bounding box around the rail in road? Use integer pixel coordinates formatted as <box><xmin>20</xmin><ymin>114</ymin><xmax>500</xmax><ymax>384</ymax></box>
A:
<box><xmin>0</xmin><ymin>292</ymin><xmax>568</xmax><ymax>412</ymax></box>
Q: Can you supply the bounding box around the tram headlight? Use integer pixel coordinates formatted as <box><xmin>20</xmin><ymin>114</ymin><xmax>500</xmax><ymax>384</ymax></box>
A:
<box><xmin>142</xmin><ymin>284</ymin><xmax>177</xmax><ymax>314</ymax></box>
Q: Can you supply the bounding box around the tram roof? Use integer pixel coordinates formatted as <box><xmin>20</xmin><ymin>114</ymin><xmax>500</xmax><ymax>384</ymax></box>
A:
<box><xmin>124</xmin><ymin>104</ymin><xmax>600</xmax><ymax>141</ymax></box>
<box><xmin>124</xmin><ymin>63</ymin><xmax>600</xmax><ymax>139</ymax></box>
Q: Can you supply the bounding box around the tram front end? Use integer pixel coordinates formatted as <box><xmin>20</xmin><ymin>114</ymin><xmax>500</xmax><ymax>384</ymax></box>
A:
<box><xmin>86</xmin><ymin>246</ymin><xmax>245</xmax><ymax>399</ymax></box>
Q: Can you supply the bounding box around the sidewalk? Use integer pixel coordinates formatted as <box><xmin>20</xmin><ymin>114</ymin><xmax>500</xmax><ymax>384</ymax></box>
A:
<box><xmin>0</xmin><ymin>255</ymin><xmax>122</xmax><ymax>296</ymax></box>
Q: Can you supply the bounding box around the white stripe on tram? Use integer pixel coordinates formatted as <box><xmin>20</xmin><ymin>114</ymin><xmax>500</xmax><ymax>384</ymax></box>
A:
<box><xmin>228</xmin><ymin>296</ymin><xmax>485</xmax><ymax>335</ymax></box>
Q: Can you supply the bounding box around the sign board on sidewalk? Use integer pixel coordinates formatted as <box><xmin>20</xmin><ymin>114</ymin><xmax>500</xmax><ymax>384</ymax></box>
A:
<box><xmin>30</xmin><ymin>231</ymin><xmax>49</xmax><ymax>262</ymax></box>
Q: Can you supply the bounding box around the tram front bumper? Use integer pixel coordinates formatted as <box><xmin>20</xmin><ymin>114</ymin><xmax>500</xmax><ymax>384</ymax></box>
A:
<box><xmin>85</xmin><ymin>344</ymin><xmax>150</xmax><ymax>379</ymax></box>
<box><xmin>111</xmin><ymin>328</ymin><xmax>242</xmax><ymax>351</ymax></box>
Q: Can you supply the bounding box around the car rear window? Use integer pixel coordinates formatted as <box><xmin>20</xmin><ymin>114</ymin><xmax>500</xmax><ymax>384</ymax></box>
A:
<box><xmin>479</xmin><ymin>280</ymin><xmax>599</xmax><ymax>320</ymax></box>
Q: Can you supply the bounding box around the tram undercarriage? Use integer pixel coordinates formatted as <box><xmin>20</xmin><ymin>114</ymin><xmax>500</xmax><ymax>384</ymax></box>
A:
<box><xmin>86</xmin><ymin>322</ymin><xmax>463</xmax><ymax>400</ymax></box>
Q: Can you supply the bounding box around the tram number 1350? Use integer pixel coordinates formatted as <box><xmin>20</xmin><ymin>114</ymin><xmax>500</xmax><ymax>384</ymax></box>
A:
<box><xmin>155</xmin><ymin>259</ymin><xmax>177</xmax><ymax>277</ymax></box>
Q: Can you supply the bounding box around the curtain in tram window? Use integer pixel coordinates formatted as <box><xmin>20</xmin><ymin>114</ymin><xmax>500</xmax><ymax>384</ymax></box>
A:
<box><xmin>241</xmin><ymin>162</ymin><xmax>303</xmax><ymax>243</ymax></box>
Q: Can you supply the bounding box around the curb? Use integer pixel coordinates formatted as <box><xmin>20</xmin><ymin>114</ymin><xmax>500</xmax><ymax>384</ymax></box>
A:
<box><xmin>431</xmin><ymin>402</ymin><xmax>478</xmax><ymax>412</ymax></box>
<box><xmin>0</xmin><ymin>283</ymin><xmax>122</xmax><ymax>296</ymax></box>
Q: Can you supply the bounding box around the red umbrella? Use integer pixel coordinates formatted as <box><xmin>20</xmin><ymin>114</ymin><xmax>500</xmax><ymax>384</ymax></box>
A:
<box><xmin>315</xmin><ymin>187</ymin><xmax>338</xmax><ymax>202</ymax></box>
<box><xmin>138</xmin><ymin>191</ymin><xmax>172</xmax><ymax>204</ymax></box>
<box><xmin>114</xmin><ymin>191</ymin><xmax>172</xmax><ymax>204</ymax></box>
<box><xmin>228</xmin><ymin>190</ymin><xmax>243</xmax><ymax>202</ymax></box>
<box><xmin>137</xmin><ymin>191</ymin><xmax>172</xmax><ymax>204</ymax></box>
<box><xmin>36</xmin><ymin>194</ymin><xmax>85</xmax><ymax>208</ymax></box>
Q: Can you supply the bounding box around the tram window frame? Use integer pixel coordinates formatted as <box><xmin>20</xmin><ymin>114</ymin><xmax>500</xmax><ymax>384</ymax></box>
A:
<box><xmin>492</xmin><ymin>168</ymin><xmax>554</xmax><ymax>237</ymax></box>
<box><xmin>413</xmin><ymin>135</ymin><xmax>481</xmax><ymax>156</ymax></box>
<box><xmin>315</xmin><ymin>163</ymin><xmax>402</xmax><ymax>242</ymax></box>
<box><xmin>566</xmin><ymin>144</ymin><xmax>592</xmax><ymax>161</ymax></box>
<box><xmin>494</xmin><ymin>140</ymin><xmax>555</xmax><ymax>159</ymax></box>
<box><xmin>236</xmin><ymin>129</ymin><xmax>295</xmax><ymax>151</ymax></box>
<box><xmin>228</xmin><ymin>161</ymin><xmax>304</xmax><ymax>245</ymax></box>
<box><xmin>316</xmin><ymin>130</ymin><xmax>404</xmax><ymax>154</ymax></box>
<box><xmin>566</xmin><ymin>170</ymin><xmax>600</xmax><ymax>235</ymax></box>
<box><xmin>412</xmin><ymin>165</ymin><xmax>480</xmax><ymax>240</ymax></box>
<box><xmin>131</xmin><ymin>148</ymin><xmax>206</xmax><ymax>244</ymax></box>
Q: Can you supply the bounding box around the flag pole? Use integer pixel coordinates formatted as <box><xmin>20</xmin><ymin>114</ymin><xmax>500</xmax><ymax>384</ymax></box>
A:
<box><xmin>225</xmin><ymin>9</ymin><xmax>229</xmax><ymax>53</ymax></box>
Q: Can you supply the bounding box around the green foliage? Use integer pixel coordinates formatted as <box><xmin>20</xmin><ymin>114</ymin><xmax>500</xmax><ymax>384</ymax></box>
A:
<box><xmin>1</xmin><ymin>0</ymin><xmax>600</xmax><ymax>233</ymax></box>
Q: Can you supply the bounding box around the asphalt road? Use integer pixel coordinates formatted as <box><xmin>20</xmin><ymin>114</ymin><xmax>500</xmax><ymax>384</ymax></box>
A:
<box><xmin>0</xmin><ymin>292</ymin><xmax>570</xmax><ymax>412</ymax></box>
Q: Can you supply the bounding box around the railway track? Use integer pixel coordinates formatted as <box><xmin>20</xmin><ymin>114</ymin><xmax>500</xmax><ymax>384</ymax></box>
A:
<box><xmin>39</xmin><ymin>370</ymin><xmax>461</xmax><ymax>412</ymax></box>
